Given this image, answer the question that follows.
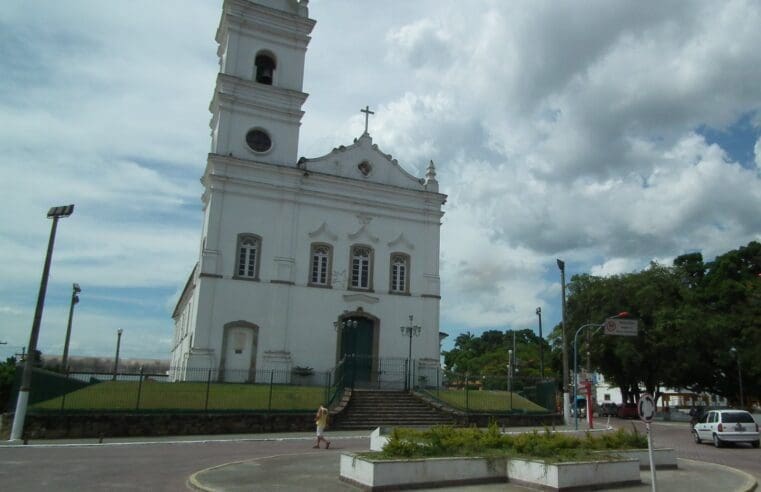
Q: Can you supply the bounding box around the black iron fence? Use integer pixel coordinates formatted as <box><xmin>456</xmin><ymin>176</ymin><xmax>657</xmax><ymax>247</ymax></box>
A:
<box><xmin>9</xmin><ymin>362</ymin><xmax>557</xmax><ymax>415</ymax></box>
<box><xmin>420</xmin><ymin>371</ymin><xmax>558</xmax><ymax>414</ymax></box>
<box><xmin>13</xmin><ymin>365</ymin><xmax>345</xmax><ymax>415</ymax></box>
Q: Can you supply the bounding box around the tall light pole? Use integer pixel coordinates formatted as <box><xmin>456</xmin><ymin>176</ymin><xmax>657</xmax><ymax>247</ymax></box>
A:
<box><xmin>557</xmin><ymin>258</ymin><xmax>570</xmax><ymax>424</ymax></box>
<box><xmin>507</xmin><ymin>349</ymin><xmax>513</xmax><ymax>411</ymax></box>
<box><xmin>61</xmin><ymin>283</ymin><xmax>81</xmax><ymax>371</ymax></box>
<box><xmin>536</xmin><ymin>307</ymin><xmax>544</xmax><ymax>378</ymax></box>
<box><xmin>112</xmin><ymin>329</ymin><xmax>123</xmax><ymax>381</ymax></box>
<box><xmin>730</xmin><ymin>347</ymin><xmax>744</xmax><ymax>408</ymax></box>
<box><xmin>10</xmin><ymin>204</ymin><xmax>75</xmax><ymax>442</ymax></box>
<box><xmin>400</xmin><ymin>315</ymin><xmax>421</xmax><ymax>391</ymax></box>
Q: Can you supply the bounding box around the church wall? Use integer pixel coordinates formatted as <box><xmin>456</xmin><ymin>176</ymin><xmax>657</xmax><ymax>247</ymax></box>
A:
<box><xmin>185</xmin><ymin>164</ymin><xmax>443</xmax><ymax>374</ymax></box>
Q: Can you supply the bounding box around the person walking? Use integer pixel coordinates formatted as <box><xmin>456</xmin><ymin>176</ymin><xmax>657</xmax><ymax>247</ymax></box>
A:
<box><xmin>314</xmin><ymin>404</ymin><xmax>331</xmax><ymax>449</ymax></box>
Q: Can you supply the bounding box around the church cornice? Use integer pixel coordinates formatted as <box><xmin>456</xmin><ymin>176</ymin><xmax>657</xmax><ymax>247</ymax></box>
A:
<box><xmin>219</xmin><ymin>0</ymin><xmax>315</xmax><ymax>46</ymax></box>
<box><xmin>212</xmin><ymin>74</ymin><xmax>309</xmax><ymax>121</ymax></box>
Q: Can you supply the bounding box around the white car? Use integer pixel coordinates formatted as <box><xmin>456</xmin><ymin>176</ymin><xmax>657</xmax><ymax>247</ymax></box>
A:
<box><xmin>692</xmin><ymin>409</ymin><xmax>760</xmax><ymax>448</ymax></box>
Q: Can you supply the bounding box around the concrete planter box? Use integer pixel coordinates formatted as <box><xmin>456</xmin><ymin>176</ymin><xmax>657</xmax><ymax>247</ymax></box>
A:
<box><xmin>369</xmin><ymin>427</ymin><xmax>389</xmax><ymax>451</ymax></box>
<box><xmin>507</xmin><ymin>457</ymin><xmax>640</xmax><ymax>490</ymax></box>
<box><xmin>340</xmin><ymin>453</ymin><xmax>641</xmax><ymax>491</ymax></box>
<box><xmin>604</xmin><ymin>448</ymin><xmax>677</xmax><ymax>469</ymax></box>
<box><xmin>340</xmin><ymin>454</ymin><xmax>506</xmax><ymax>490</ymax></box>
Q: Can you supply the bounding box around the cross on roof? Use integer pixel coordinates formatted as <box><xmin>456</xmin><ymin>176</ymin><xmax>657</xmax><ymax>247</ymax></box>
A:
<box><xmin>361</xmin><ymin>105</ymin><xmax>374</xmax><ymax>135</ymax></box>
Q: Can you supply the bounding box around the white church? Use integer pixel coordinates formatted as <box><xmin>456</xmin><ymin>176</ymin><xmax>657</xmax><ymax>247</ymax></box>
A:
<box><xmin>170</xmin><ymin>0</ymin><xmax>446</xmax><ymax>387</ymax></box>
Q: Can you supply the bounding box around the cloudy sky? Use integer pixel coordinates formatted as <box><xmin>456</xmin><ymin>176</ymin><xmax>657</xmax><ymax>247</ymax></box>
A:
<box><xmin>1</xmin><ymin>0</ymin><xmax>760</xmax><ymax>362</ymax></box>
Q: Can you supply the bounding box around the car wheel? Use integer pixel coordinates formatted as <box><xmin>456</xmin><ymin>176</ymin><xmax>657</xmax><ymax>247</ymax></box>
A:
<box><xmin>692</xmin><ymin>430</ymin><xmax>701</xmax><ymax>444</ymax></box>
<box><xmin>713</xmin><ymin>434</ymin><xmax>723</xmax><ymax>448</ymax></box>
<box><xmin>752</xmin><ymin>441</ymin><xmax>760</xmax><ymax>449</ymax></box>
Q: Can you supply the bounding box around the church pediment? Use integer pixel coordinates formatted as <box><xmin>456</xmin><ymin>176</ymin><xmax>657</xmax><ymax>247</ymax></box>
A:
<box><xmin>298</xmin><ymin>133</ymin><xmax>425</xmax><ymax>190</ymax></box>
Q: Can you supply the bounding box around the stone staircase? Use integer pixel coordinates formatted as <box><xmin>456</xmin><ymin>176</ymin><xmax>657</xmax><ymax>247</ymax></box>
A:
<box><xmin>331</xmin><ymin>389</ymin><xmax>457</xmax><ymax>430</ymax></box>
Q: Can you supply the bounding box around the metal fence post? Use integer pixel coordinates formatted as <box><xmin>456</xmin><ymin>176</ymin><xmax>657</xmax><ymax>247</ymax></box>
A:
<box><xmin>60</xmin><ymin>368</ymin><xmax>69</xmax><ymax>413</ymax></box>
<box><xmin>267</xmin><ymin>370</ymin><xmax>274</xmax><ymax>412</ymax></box>
<box><xmin>436</xmin><ymin>367</ymin><xmax>440</xmax><ymax>399</ymax></box>
<box><xmin>325</xmin><ymin>372</ymin><xmax>331</xmax><ymax>405</ymax></box>
<box><xmin>465</xmin><ymin>372</ymin><xmax>469</xmax><ymax>411</ymax></box>
<box><xmin>204</xmin><ymin>369</ymin><xmax>212</xmax><ymax>412</ymax></box>
<box><xmin>135</xmin><ymin>366</ymin><xmax>144</xmax><ymax>411</ymax></box>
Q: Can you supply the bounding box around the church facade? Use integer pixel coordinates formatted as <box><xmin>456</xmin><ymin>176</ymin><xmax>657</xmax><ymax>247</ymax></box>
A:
<box><xmin>170</xmin><ymin>0</ymin><xmax>447</xmax><ymax>386</ymax></box>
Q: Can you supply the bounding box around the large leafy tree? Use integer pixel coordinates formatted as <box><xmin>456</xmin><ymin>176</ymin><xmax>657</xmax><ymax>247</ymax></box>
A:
<box><xmin>443</xmin><ymin>329</ymin><xmax>554</xmax><ymax>380</ymax></box>
<box><xmin>551</xmin><ymin>241</ymin><xmax>760</xmax><ymax>406</ymax></box>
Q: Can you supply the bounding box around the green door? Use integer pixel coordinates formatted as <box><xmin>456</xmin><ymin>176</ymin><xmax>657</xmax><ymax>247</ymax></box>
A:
<box><xmin>340</xmin><ymin>317</ymin><xmax>373</xmax><ymax>386</ymax></box>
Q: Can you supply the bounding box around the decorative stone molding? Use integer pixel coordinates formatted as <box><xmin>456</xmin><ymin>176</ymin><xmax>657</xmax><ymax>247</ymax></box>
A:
<box><xmin>307</xmin><ymin>221</ymin><xmax>338</xmax><ymax>242</ymax></box>
<box><xmin>387</xmin><ymin>232</ymin><xmax>415</xmax><ymax>251</ymax></box>
<box><xmin>342</xmin><ymin>293</ymin><xmax>380</xmax><ymax>304</ymax></box>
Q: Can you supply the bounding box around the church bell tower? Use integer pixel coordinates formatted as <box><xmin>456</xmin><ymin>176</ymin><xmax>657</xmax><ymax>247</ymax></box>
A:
<box><xmin>210</xmin><ymin>0</ymin><xmax>315</xmax><ymax>166</ymax></box>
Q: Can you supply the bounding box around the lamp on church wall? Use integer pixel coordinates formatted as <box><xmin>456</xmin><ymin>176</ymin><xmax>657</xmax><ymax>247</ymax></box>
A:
<box><xmin>333</xmin><ymin>319</ymin><xmax>358</xmax><ymax>356</ymax></box>
<box><xmin>400</xmin><ymin>315</ymin><xmax>421</xmax><ymax>391</ymax></box>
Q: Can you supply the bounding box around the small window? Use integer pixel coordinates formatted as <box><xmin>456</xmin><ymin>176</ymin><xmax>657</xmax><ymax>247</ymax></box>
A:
<box><xmin>309</xmin><ymin>243</ymin><xmax>333</xmax><ymax>287</ymax></box>
<box><xmin>236</xmin><ymin>234</ymin><xmax>261</xmax><ymax>279</ymax></box>
<box><xmin>246</xmin><ymin>128</ymin><xmax>272</xmax><ymax>153</ymax></box>
<box><xmin>255</xmin><ymin>53</ymin><xmax>276</xmax><ymax>85</ymax></box>
<box><xmin>390</xmin><ymin>253</ymin><xmax>410</xmax><ymax>294</ymax></box>
<box><xmin>350</xmin><ymin>245</ymin><xmax>373</xmax><ymax>290</ymax></box>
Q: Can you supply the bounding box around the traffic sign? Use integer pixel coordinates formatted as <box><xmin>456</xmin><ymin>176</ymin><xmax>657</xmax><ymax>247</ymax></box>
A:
<box><xmin>604</xmin><ymin>318</ymin><xmax>638</xmax><ymax>336</ymax></box>
<box><xmin>638</xmin><ymin>394</ymin><xmax>656</xmax><ymax>422</ymax></box>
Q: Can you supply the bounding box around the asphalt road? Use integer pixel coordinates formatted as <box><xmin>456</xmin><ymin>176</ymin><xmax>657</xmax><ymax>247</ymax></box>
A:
<box><xmin>615</xmin><ymin>417</ymin><xmax>761</xmax><ymax>483</ymax></box>
<box><xmin>0</xmin><ymin>420</ymin><xmax>758</xmax><ymax>491</ymax></box>
<box><xmin>0</xmin><ymin>434</ymin><xmax>370</xmax><ymax>491</ymax></box>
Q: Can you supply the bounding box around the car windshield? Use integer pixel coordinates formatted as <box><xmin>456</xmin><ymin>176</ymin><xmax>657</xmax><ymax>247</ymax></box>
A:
<box><xmin>722</xmin><ymin>412</ymin><xmax>754</xmax><ymax>423</ymax></box>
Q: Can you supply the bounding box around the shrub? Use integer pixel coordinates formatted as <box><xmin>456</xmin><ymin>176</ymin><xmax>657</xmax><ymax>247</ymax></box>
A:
<box><xmin>376</xmin><ymin>425</ymin><xmax>647</xmax><ymax>462</ymax></box>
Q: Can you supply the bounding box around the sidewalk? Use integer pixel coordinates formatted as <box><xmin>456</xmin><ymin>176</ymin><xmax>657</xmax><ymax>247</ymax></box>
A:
<box><xmin>188</xmin><ymin>454</ymin><xmax>757</xmax><ymax>492</ymax></box>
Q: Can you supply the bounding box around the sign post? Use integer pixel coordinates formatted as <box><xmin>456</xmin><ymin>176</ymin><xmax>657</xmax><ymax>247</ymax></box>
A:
<box><xmin>638</xmin><ymin>393</ymin><xmax>657</xmax><ymax>492</ymax></box>
<box><xmin>604</xmin><ymin>318</ymin><xmax>638</xmax><ymax>336</ymax></box>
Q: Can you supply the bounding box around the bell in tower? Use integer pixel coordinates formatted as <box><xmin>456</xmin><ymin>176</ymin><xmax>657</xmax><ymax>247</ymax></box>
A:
<box><xmin>255</xmin><ymin>53</ymin><xmax>276</xmax><ymax>85</ymax></box>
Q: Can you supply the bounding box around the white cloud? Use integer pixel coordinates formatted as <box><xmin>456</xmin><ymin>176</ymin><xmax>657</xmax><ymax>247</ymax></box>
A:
<box><xmin>2</xmin><ymin>0</ymin><xmax>760</xmax><ymax>358</ymax></box>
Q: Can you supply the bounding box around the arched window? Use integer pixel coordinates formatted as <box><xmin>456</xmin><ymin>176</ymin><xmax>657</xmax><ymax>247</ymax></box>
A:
<box><xmin>236</xmin><ymin>234</ymin><xmax>261</xmax><ymax>279</ymax></box>
<box><xmin>255</xmin><ymin>52</ymin><xmax>276</xmax><ymax>85</ymax></box>
<box><xmin>390</xmin><ymin>253</ymin><xmax>410</xmax><ymax>294</ymax></box>
<box><xmin>309</xmin><ymin>243</ymin><xmax>333</xmax><ymax>287</ymax></box>
<box><xmin>350</xmin><ymin>245</ymin><xmax>373</xmax><ymax>290</ymax></box>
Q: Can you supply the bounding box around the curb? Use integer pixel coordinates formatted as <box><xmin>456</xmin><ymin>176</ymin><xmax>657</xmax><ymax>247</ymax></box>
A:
<box><xmin>679</xmin><ymin>458</ymin><xmax>758</xmax><ymax>492</ymax></box>
<box><xmin>188</xmin><ymin>452</ymin><xmax>318</xmax><ymax>492</ymax></box>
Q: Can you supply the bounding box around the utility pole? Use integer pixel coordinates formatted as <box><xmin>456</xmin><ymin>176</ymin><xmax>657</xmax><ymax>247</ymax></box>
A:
<box><xmin>557</xmin><ymin>259</ymin><xmax>570</xmax><ymax>424</ymax></box>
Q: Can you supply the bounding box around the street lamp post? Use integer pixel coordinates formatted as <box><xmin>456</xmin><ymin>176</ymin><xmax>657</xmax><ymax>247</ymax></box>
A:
<box><xmin>730</xmin><ymin>347</ymin><xmax>744</xmax><ymax>408</ymax></box>
<box><xmin>572</xmin><ymin>312</ymin><xmax>629</xmax><ymax>430</ymax></box>
<box><xmin>507</xmin><ymin>349</ymin><xmax>513</xmax><ymax>411</ymax></box>
<box><xmin>536</xmin><ymin>307</ymin><xmax>544</xmax><ymax>378</ymax></box>
<box><xmin>112</xmin><ymin>329</ymin><xmax>123</xmax><ymax>381</ymax></box>
<box><xmin>400</xmin><ymin>315</ymin><xmax>421</xmax><ymax>391</ymax></box>
<box><xmin>10</xmin><ymin>204</ymin><xmax>74</xmax><ymax>442</ymax></box>
<box><xmin>557</xmin><ymin>259</ymin><xmax>570</xmax><ymax>424</ymax></box>
<box><xmin>61</xmin><ymin>283</ymin><xmax>81</xmax><ymax>371</ymax></box>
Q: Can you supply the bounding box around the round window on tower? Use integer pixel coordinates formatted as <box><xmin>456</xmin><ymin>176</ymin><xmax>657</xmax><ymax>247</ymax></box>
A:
<box><xmin>245</xmin><ymin>128</ymin><xmax>272</xmax><ymax>153</ymax></box>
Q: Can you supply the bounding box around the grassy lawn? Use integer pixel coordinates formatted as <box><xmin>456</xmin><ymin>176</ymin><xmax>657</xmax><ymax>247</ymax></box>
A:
<box><xmin>32</xmin><ymin>380</ymin><xmax>328</xmax><ymax>412</ymax></box>
<box><xmin>429</xmin><ymin>389</ymin><xmax>548</xmax><ymax>412</ymax></box>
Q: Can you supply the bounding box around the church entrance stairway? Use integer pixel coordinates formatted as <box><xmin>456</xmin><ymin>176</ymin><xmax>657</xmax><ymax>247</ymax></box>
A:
<box><xmin>330</xmin><ymin>389</ymin><xmax>456</xmax><ymax>430</ymax></box>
